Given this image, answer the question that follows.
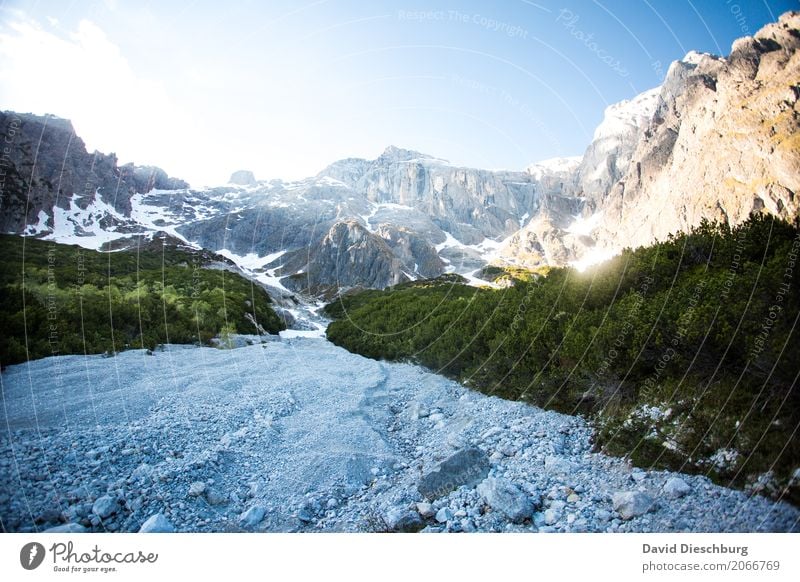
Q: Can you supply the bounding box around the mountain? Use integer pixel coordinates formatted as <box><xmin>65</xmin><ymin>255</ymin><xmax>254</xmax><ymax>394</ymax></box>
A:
<box><xmin>578</xmin><ymin>11</ymin><xmax>800</xmax><ymax>260</ymax></box>
<box><xmin>2</xmin><ymin>11</ymin><xmax>798</xmax><ymax>295</ymax></box>
<box><xmin>0</xmin><ymin>111</ymin><xmax>187</xmax><ymax>243</ymax></box>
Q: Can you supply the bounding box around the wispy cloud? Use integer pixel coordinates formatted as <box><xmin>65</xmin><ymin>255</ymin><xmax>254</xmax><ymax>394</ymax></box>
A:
<box><xmin>0</xmin><ymin>14</ymin><xmax>208</xmax><ymax>185</ymax></box>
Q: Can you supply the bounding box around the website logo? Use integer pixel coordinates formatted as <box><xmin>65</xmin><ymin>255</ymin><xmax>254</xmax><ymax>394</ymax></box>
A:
<box><xmin>20</xmin><ymin>542</ymin><xmax>46</xmax><ymax>570</ymax></box>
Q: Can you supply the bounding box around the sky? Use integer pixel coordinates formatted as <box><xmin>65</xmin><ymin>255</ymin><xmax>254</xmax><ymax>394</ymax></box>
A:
<box><xmin>0</xmin><ymin>0</ymin><xmax>796</xmax><ymax>187</ymax></box>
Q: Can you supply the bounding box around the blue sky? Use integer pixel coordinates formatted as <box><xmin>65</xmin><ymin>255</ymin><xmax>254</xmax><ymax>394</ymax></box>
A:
<box><xmin>0</xmin><ymin>0</ymin><xmax>795</xmax><ymax>186</ymax></box>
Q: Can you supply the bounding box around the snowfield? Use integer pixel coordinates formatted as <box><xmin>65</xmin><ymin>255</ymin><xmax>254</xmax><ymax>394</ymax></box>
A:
<box><xmin>1</xmin><ymin>339</ymin><xmax>797</xmax><ymax>533</ymax></box>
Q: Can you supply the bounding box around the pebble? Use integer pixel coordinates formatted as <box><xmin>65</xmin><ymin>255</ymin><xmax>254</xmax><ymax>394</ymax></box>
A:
<box><xmin>188</xmin><ymin>482</ymin><xmax>206</xmax><ymax>497</ymax></box>
<box><xmin>92</xmin><ymin>495</ymin><xmax>118</xmax><ymax>519</ymax></box>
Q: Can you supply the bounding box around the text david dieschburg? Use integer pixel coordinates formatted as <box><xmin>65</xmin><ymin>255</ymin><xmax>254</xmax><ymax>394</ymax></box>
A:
<box><xmin>643</xmin><ymin>543</ymin><xmax>748</xmax><ymax>557</ymax></box>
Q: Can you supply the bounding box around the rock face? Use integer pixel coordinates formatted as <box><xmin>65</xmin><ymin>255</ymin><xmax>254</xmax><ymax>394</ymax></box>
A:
<box><xmin>501</xmin><ymin>12</ymin><xmax>800</xmax><ymax>270</ymax></box>
<box><xmin>4</xmin><ymin>13</ymin><xmax>797</xmax><ymax>293</ymax></box>
<box><xmin>588</xmin><ymin>11</ymin><xmax>800</xmax><ymax>258</ymax></box>
<box><xmin>418</xmin><ymin>447</ymin><xmax>490</xmax><ymax>500</ymax></box>
<box><xmin>282</xmin><ymin>220</ymin><xmax>409</xmax><ymax>293</ymax></box>
<box><xmin>229</xmin><ymin>170</ymin><xmax>256</xmax><ymax>186</ymax></box>
<box><xmin>0</xmin><ymin>111</ymin><xmax>186</xmax><ymax>235</ymax></box>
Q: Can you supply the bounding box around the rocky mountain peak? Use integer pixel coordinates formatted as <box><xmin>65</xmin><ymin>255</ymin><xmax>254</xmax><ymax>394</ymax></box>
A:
<box><xmin>378</xmin><ymin>145</ymin><xmax>435</xmax><ymax>163</ymax></box>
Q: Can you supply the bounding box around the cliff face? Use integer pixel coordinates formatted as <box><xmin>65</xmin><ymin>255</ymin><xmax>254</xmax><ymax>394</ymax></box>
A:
<box><xmin>589</xmin><ymin>11</ymin><xmax>800</xmax><ymax>255</ymax></box>
<box><xmin>281</xmin><ymin>220</ymin><xmax>410</xmax><ymax>294</ymax></box>
<box><xmin>318</xmin><ymin>145</ymin><xmax>541</xmax><ymax>245</ymax></box>
<box><xmin>3</xmin><ymin>13</ymin><xmax>797</xmax><ymax>294</ymax></box>
<box><xmin>0</xmin><ymin>111</ymin><xmax>186</xmax><ymax>235</ymax></box>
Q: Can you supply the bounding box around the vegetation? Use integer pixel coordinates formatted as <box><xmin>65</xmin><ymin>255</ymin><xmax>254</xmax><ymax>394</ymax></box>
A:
<box><xmin>0</xmin><ymin>235</ymin><xmax>284</xmax><ymax>366</ymax></box>
<box><xmin>326</xmin><ymin>215</ymin><xmax>800</xmax><ymax>503</ymax></box>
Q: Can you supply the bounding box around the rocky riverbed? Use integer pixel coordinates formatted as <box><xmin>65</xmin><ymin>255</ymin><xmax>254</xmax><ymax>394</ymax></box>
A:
<box><xmin>1</xmin><ymin>339</ymin><xmax>797</xmax><ymax>533</ymax></box>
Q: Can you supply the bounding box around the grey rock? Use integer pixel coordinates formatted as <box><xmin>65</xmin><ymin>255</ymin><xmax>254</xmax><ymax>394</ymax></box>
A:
<box><xmin>663</xmin><ymin>477</ymin><xmax>692</xmax><ymax>499</ymax></box>
<box><xmin>384</xmin><ymin>508</ymin><xmax>424</xmax><ymax>532</ymax></box>
<box><xmin>543</xmin><ymin>508</ymin><xmax>560</xmax><ymax>526</ymax></box>
<box><xmin>544</xmin><ymin>455</ymin><xmax>574</xmax><ymax>476</ymax></box>
<box><xmin>188</xmin><ymin>481</ymin><xmax>206</xmax><ymax>497</ymax></box>
<box><xmin>418</xmin><ymin>448</ymin><xmax>490</xmax><ymax>500</ymax></box>
<box><xmin>416</xmin><ymin>502</ymin><xmax>435</xmax><ymax>518</ymax></box>
<box><xmin>92</xmin><ymin>495</ymin><xmax>118</xmax><ymax>519</ymax></box>
<box><xmin>477</xmin><ymin>478</ymin><xmax>533</xmax><ymax>523</ymax></box>
<box><xmin>435</xmin><ymin>507</ymin><xmax>453</xmax><ymax>524</ymax></box>
<box><xmin>612</xmin><ymin>491</ymin><xmax>655</xmax><ymax>520</ymax></box>
<box><xmin>44</xmin><ymin>523</ymin><xmax>88</xmax><ymax>533</ymax></box>
<box><xmin>239</xmin><ymin>506</ymin><xmax>266</xmax><ymax>527</ymax></box>
<box><xmin>138</xmin><ymin>513</ymin><xmax>175</xmax><ymax>533</ymax></box>
<box><xmin>205</xmin><ymin>488</ymin><xmax>228</xmax><ymax>506</ymax></box>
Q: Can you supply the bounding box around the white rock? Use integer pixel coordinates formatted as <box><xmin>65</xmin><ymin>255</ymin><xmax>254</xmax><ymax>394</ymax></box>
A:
<box><xmin>239</xmin><ymin>505</ymin><xmax>266</xmax><ymax>527</ymax></box>
<box><xmin>544</xmin><ymin>508</ymin><xmax>561</xmax><ymax>525</ymax></box>
<box><xmin>435</xmin><ymin>507</ymin><xmax>453</xmax><ymax>523</ymax></box>
<box><xmin>481</xmin><ymin>427</ymin><xmax>503</xmax><ymax>440</ymax></box>
<box><xmin>544</xmin><ymin>455</ymin><xmax>574</xmax><ymax>475</ymax></box>
<box><xmin>612</xmin><ymin>491</ymin><xmax>655</xmax><ymax>520</ymax></box>
<box><xmin>92</xmin><ymin>495</ymin><xmax>118</xmax><ymax>519</ymax></box>
<box><xmin>499</xmin><ymin>444</ymin><xmax>518</xmax><ymax>457</ymax></box>
<box><xmin>416</xmin><ymin>502</ymin><xmax>435</xmax><ymax>518</ymax></box>
<box><xmin>45</xmin><ymin>523</ymin><xmax>88</xmax><ymax>533</ymax></box>
<box><xmin>663</xmin><ymin>477</ymin><xmax>692</xmax><ymax>499</ymax></box>
<box><xmin>188</xmin><ymin>481</ymin><xmax>206</xmax><ymax>497</ymax></box>
<box><xmin>138</xmin><ymin>513</ymin><xmax>175</xmax><ymax>533</ymax></box>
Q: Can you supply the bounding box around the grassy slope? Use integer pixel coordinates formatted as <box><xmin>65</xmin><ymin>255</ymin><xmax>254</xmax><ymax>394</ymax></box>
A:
<box><xmin>0</xmin><ymin>235</ymin><xmax>285</xmax><ymax>366</ymax></box>
<box><xmin>326</xmin><ymin>215</ymin><xmax>800</xmax><ymax>503</ymax></box>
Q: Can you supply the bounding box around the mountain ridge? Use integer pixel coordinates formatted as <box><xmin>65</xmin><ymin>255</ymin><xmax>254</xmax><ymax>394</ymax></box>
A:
<box><xmin>2</xmin><ymin>11</ymin><xmax>798</xmax><ymax>296</ymax></box>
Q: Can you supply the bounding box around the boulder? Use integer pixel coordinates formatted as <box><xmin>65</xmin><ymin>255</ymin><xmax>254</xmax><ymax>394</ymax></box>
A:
<box><xmin>91</xmin><ymin>495</ymin><xmax>118</xmax><ymax>519</ymax></box>
<box><xmin>415</xmin><ymin>502</ymin><xmax>435</xmax><ymax>518</ymax></box>
<box><xmin>663</xmin><ymin>477</ymin><xmax>692</xmax><ymax>499</ymax></box>
<box><xmin>188</xmin><ymin>481</ymin><xmax>206</xmax><ymax>497</ymax></box>
<box><xmin>384</xmin><ymin>507</ymin><xmax>425</xmax><ymax>532</ymax></box>
<box><xmin>418</xmin><ymin>448</ymin><xmax>490</xmax><ymax>500</ymax></box>
<box><xmin>138</xmin><ymin>513</ymin><xmax>175</xmax><ymax>533</ymax></box>
<box><xmin>239</xmin><ymin>505</ymin><xmax>266</xmax><ymax>527</ymax></box>
<box><xmin>477</xmin><ymin>478</ymin><xmax>533</xmax><ymax>523</ymax></box>
<box><xmin>612</xmin><ymin>491</ymin><xmax>655</xmax><ymax>520</ymax></box>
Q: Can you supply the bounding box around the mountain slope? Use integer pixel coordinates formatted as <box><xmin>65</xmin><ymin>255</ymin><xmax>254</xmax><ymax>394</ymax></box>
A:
<box><xmin>588</xmin><ymin>11</ymin><xmax>800</xmax><ymax>258</ymax></box>
<box><xmin>0</xmin><ymin>111</ymin><xmax>187</xmax><ymax>242</ymax></box>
